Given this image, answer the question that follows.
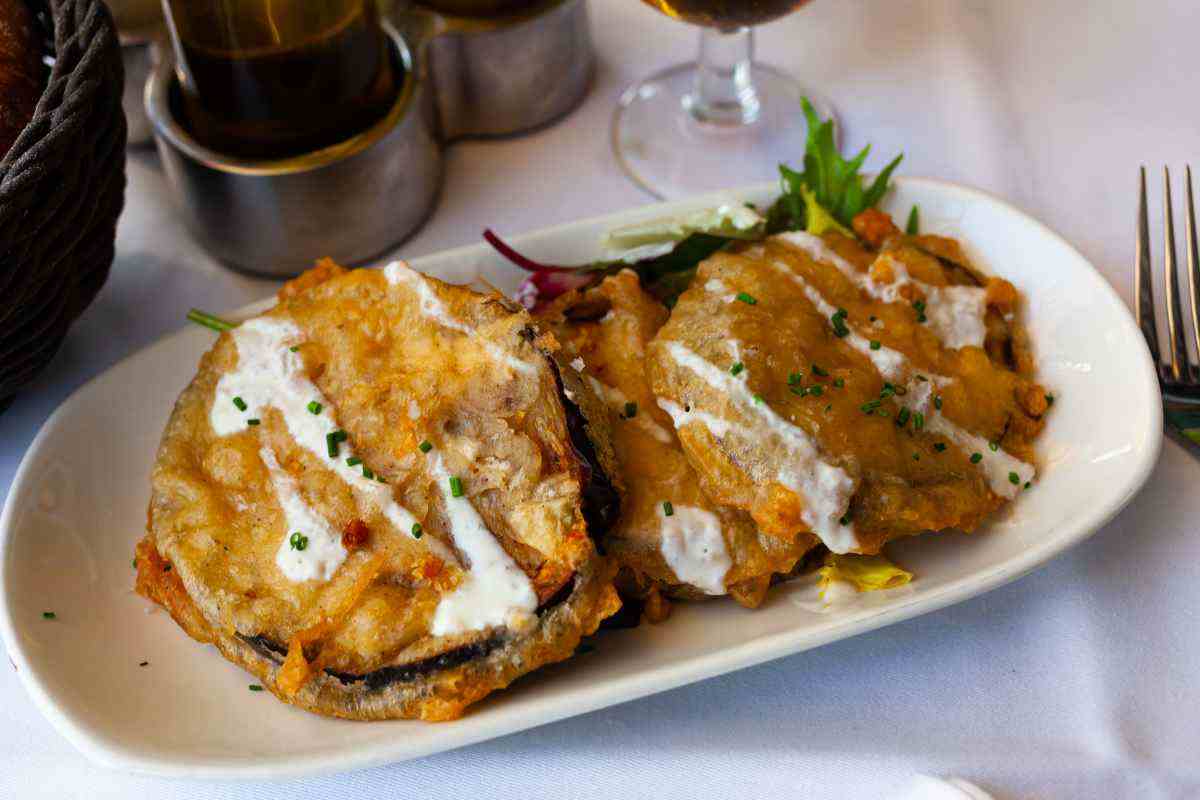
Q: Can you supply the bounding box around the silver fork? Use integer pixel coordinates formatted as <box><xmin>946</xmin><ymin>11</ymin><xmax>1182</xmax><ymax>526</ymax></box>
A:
<box><xmin>1136</xmin><ymin>165</ymin><xmax>1200</xmax><ymax>449</ymax></box>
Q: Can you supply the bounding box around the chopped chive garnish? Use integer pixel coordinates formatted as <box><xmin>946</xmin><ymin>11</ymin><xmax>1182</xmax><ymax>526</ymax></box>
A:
<box><xmin>913</xmin><ymin>452</ymin><xmax>920</xmax><ymax>461</ymax></box>
<box><xmin>376</xmin><ymin>475</ymin><xmax>387</xmax><ymax>484</ymax></box>
<box><xmin>1045</xmin><ymin>393</ymin><xmax>1055</xmax><ymax>406</ymax></box>
<box><xmin>790</xmin><ymin>386</ymin><xmax>807</xmax><ymax>397</ymax></box>
<box><xmin>811</xmin><ymin>364</ymin><xmax>828</xmax><ymax>377</ymax></box>
<box><xmin>449</xmin><ymin>476</ymin><xmax>464</xmax><ymax>497</ymax></box>
<box><xmin>289</xmin><ymin>532</ymin><xmax>308</xmax><ymax>551</ymax></box>
<box><xmin>418</xmin><ymin>440</ymin><xmax>433</xmax><ymax>453</ymax></box>
<box><xmin>838</xmin><ymin>512</ymin><xmax>852</xmax><ymax>526</ymax></box>
<box><xmin>186</xmin><ymin>308</ymin><xmax>235</xmax><ymax>333</ymax></box>
<box><xmin>860</xmin><ymin>399</ymin><xmax>882</xmax><ymax>415</ymax></box>
<box><xmin>788</xmin><ymin>371</ymin><xmax>803</xmax><ymax>386</ymax></box>
<box><xmin>989</xmin><ymin>441</ymin><xmax>1000</xmax><ymax>452</ymax></box>
<box><xmin>289</xmin><ymin>346</ymin><xmax>300</xmax><ymax>352</ymax></box>
<box><xmin>249</xmin><ymin>684</ymin><xmax>264</xmax><ymax>692</ymax></box>
<box><xmin>42</xmin><ymin>611</ymin><xmax>55</xmax><ymax>619</ymax></box>
<box><xmin>307</xmin><ymin>401</ymin><xmax>322</xmax><ymax>415</ymax></box>
<box><xmin>913</xmin><ymin>412</ymin><xmax>925</xmax><ymax>431</ymax></box>
<box><xmin>896</xmin><ymin>407</ymin><xmax>911</xmax><ymax>426</ymax></box>
<box><xmin>906</xmin><ymin>204</ymin><xmax>920</xmax><ymax>235</ymax></box>
<box><xmin>326</xmin><ymin>430</ymin><xmax>348</xmax><ymax>458</ymax></box>
<box><xmin>808</xmin><ymin>386</ymin><xmax>824</xmax><ymax>397</ymax></box>
<box><xmin>735</xmin><ymin>291</ymin><xmax>758</xmax><ymax>305</ymax></box>
<box><xmin>917</xmin><ymin>313</ymin><xmax>927</xmax><ymax>323</ymax></box>
<box><xmin>880</xmin><ymin>383</ymin><xmax>896</xmax><ymax>399</ymax></box>
<box><xmin>132</xmin><ymin>558</ymin><xmax>137</xmax><ymax>569</ymax></box>
<box><xmin>833</xmin><ymin>378</ymin><xmax>844</xmax><ymax>388</ymax></box>
<box><xmin>346</xmin><ymin>457</ymin><xmax>362</xmax><ymax>466</ymax></box>
<box><xmin>362</xmin><ymin>466</ymin><xmax>374</xmax><ymax>480</ymax></box>
<box><xmin>662</xmin><ymin>501</ymin><xmax>674</xmax><ymax>517</ymax></box>
<box><xmin>730</xmin><ymin>362</ymin><xmax>745</xmax><ymax>376</ymax></box>
<box><xmin>247</xmin><ymin>418</ymin><xmax>261</xmax><ymax>426</ymax></box>
<box><xmin>831</xmin><ymin>312</ymin><xmax>850</xmax><ymax>337</ymax></box>
<box><xmin>623</xmin><ymin>401</ymin><xmax>638</xmax><ymax>418</ymax></box>
<box><xmin>411</xmin><ymin>522</ymin><xmax>423</xmax><ymax>538</ymax></box>
<box><xmin>933</xmin><ymin>442</ymin><xmax>947</xmax><ymax>452</ymax></box>
<box><xmin>1008</xmin><ymin>472</ymin><xmax>1020</xmax><ymax>485</ymax></box>
<box><xmin>835</xmin><ymin>307</ymin><xmax>848</xmax><ymax>318</ymax></box>
<box><xmin>232</xmin><ymin>396</ymin><xmax>247</xmax><ymax>411</ymax></box>
<box><xmin>913</xmin><ymin>300</ymin><xmax>926</xmax><ymax>313</ymax></box>
<box><xmin>163</xmin><ymin>564</ymin><xmax>171</xmax><ymax>572</ymax></box>
<box><xmin>753</xmin><ymin>394</ymin><xmax>765</xmax><ymax>404</ymax></box>
<box><xmin>934</xmin><ymin>395</ymin><xmax>943</xmax><ymax>410</ymax></box>
<box><xmin>970</xmin><ymin>452</ymin><xmax>982</xmax><ymax>463</ymax></box>
<box><xmin>869</xmin><ymin>340</ymin><xmax>881</xmax><ymax>350</ymax></box>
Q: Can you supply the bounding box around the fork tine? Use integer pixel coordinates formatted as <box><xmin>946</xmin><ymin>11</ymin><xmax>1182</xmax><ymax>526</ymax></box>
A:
<box><xmin>1186</xmin><ymin>165</ymin><xmax>1200</xmax><ymax>379</ymax></box>
<box><xmin>1136</xmin><ymin>166</ymin><xmax>1160</xmax><ymax>363</ymax></box>
<box><xmin>1164</xmin><ymin>166</ymin><xmax>1188</xmax><ymax>381</ymax></box>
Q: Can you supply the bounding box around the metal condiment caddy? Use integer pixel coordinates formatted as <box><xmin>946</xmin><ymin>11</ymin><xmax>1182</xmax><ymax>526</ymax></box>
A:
<box><xmin>146</xmin><ymin>0</ymin><xmax>593</xmax><ymax>277</ymax></box>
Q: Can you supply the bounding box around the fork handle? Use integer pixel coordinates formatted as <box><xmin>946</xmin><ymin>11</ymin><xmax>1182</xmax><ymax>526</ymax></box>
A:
<box><xmin>1164</xmin><ymin>398</ymin><xmax>1200</xmax><ymax>455</ymax></box>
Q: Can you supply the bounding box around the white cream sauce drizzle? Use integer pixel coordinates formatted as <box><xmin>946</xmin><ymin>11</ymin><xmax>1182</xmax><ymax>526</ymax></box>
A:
<box><xmin>426</xmin><ymin>453</ymin><xmax>538</xmax><ymax>636</ymax></box>
<box><xmin>211</xmin><ymin>317</ymin><xmax>451</xmax><ymax>581</ymax></box>
<box><xmin>657</xmin><ymin>504</ymin><xmax>731</xmax><ymax>595</ymax></box>
<box><xmin>259</xmin><ymin>447</ymin><xmax>345</xmax><ymax>582</ymax></box>
<box><xmin>658</xmin><ymin>341</ymin><xmax>859</xmax><ymax>553</ymax></box>
<box><xmin>383</xmin><ymin>260</ymin><xmax>536</xmax><ymax>375</ymax></box>
<box><xmin>703</xmin><ymin>278</ymin><xmax>736</xmax><ymax>302</ymax></box>
<box><xmin>584</xmin><ymin>376</ymin><xmax>673</xmax><ymax>444</ymax></box>
<box><xmin>768</xmin><ymin>260</ymin><xmax>1035</xmax><ymax>499</ymax></box>
<box><xmin>777</xmin><ymin>232</ymin><xmax>988</xmax><ymax>350</ymax></box>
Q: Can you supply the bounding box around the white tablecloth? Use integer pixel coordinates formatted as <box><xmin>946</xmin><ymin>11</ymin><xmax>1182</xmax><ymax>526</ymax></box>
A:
<box><xmin>2</xmin><ymin>1</ymin><xmax>1198</xmax><ymax>797</ymax></box>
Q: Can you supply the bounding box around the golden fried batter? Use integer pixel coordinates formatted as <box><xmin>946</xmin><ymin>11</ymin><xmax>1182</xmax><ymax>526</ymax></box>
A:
<box><xmin>538</xmin><ymin>271</ymin><xmax>816</xmax><ymax>609</ymax></box>
<box><xmin>141</xmin><ymin>262</ymin><xmax>621</xmax><ymax>720</ymax></box>
<box><xmin>648</xmin><ymin>230</ymin><xmax>1048</xmax><ymax>555</ymax></box>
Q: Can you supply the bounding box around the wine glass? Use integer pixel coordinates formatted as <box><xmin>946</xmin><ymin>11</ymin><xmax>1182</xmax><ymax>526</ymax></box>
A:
<box><xmin>612</xmin><ymin>0</ymin><xmax>835</xmax><ymax>198</ymax></box>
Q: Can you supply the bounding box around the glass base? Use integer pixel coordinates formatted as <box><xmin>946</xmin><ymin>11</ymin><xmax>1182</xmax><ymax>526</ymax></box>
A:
<box><xmin>612</xmin><ymin>62</ymin><xmax>837</xmax><ymax>199</ymax></box>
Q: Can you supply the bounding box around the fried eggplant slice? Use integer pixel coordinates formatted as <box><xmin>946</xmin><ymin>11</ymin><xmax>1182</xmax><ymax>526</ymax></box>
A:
<box><xmin>538</xmin><ymin>270</ymin><xmax>816</xmax><ymax>609</ymax></box>
<box><xmin>648</xmin><ymin>231</ymin><xmax>1048</xmax><ymax>556</ymax></box>
<box><xmin>139</xmin><ymin>262</ymin><xmax>621</xmax><ymax>721</ymax></box>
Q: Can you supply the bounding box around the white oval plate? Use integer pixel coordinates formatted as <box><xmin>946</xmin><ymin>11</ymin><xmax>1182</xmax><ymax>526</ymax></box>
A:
<box><xmin>0</xmin><ymin>179</ymin><xmax>1161</xmax><ymax>779</ymax></box>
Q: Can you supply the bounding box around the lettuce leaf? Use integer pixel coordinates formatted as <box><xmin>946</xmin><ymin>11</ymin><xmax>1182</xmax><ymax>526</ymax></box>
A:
<box><xmin>818</xmin><ymin>552</ymin><xmax>913</xmax><ymax>594</ymax></box>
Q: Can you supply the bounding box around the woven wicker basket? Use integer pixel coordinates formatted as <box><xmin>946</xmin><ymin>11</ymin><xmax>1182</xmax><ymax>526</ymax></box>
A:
<box><xmin>0</xmin><ymin>0</ymin><xmax>126</xmax><ymax>410</ymax></box>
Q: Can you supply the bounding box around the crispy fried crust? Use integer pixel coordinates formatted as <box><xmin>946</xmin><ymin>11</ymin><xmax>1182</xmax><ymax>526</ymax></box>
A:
<box><xmin>648</xmin><ymin>232</ymin><xmax>1048</xmax><ymax>554</ymax></box>
<box><xmin>142</xmin><ymin>264</ymin><xmax>621</xmax><ymax>720</ymax></box>
<box><xmin>538</xmin><ymin>271</ymin><xmax>816</xmax><ymax>608</ymax></box>
<box><xmin>136</xmin><ymin>533</ymin><xmax>618</xmax><ymax>721</ymax></box>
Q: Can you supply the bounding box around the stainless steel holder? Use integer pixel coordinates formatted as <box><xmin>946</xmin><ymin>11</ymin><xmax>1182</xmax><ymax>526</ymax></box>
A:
<box><xmin>145</xmin><ymin>0</ymin><xmax>592</xmax><ymax>278</ymax></box>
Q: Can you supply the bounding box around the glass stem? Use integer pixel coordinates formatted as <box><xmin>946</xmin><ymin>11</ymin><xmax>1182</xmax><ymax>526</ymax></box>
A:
<box><xmin>686</xmin><ymin>27</ymin><xmax>760</xmax><ymax>126</ymax></box>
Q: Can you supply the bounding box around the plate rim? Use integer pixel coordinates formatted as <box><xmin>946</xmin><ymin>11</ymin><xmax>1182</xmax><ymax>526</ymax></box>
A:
<box><xmin>0</xmin><ymin>176</ymin><xmax>1164</xmax><ymax>780</ymax></box>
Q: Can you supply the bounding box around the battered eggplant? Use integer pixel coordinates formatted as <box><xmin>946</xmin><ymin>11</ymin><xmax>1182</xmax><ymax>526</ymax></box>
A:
<box><xmin>137</xmin><ymin>261</ymin><xmax>621</xmax><ymax>721</ymax></box>
<box><xmin>538</xmin><ymin>271</ymin><xmax>817</xmax><ymax>609</ymax></box>
<box><xmin>648</xmin><ymin>228</ymin><xmax>1049</xmax><ymax>555</ymax></box>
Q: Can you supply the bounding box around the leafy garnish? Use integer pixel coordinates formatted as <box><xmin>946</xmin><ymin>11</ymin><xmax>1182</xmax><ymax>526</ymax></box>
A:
<box><xmin>765</xmin><ymin>99</ymin><xmax>903</xmax><ymax>235</ymax></box>
<box><xmin>905</xmin><ymin>204</ymin><xmax>920</xmax><ymax>235</ymax></box>
<box><xmin>493</xmin><ymin>97</ymin><xmax>904</xmax><ymax>309</ymax></box>
<box><xmin>818</xmin><ymin>552</ymin><xmax>912</xmax><ymax>595</ymax></box>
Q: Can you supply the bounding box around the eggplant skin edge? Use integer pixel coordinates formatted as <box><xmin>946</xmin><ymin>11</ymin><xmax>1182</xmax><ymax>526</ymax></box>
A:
<box><xmin>135</xmin><ymin>531</ymin><xmax>618</xmax><ymax>721</ymax></box>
